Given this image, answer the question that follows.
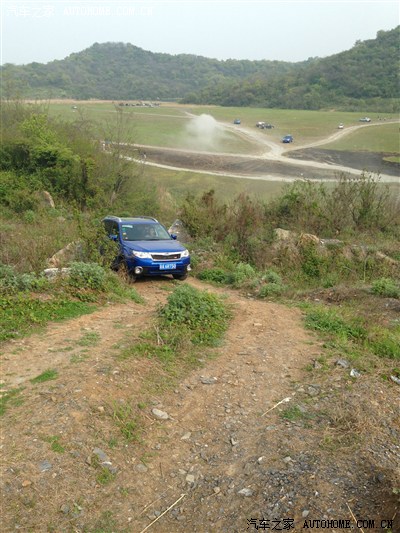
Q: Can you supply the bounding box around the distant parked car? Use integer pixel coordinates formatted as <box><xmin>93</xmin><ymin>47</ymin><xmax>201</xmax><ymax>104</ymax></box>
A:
<box><xmin>338</xmin><ymin>123</ymin><xmax>344</xmax><ymax>129</ymax></box>
<box><xmin>233</xmin><ymin>119</ymin><xmax>241</xmax><ymax>124</ymax></box>
<box><xmin>282</xmin><ymin>135</ymin><xmax>293</xmax><ymax>143</ymax></box>
<box><xmin>256</xmin><ymin>122</ymin><xmax>274</xmax><ymax>129</ymax></box>
<box><xmin>359</xmin><ymin>117</ymin><xmax>371</xmax><ymax>122</ymax></box>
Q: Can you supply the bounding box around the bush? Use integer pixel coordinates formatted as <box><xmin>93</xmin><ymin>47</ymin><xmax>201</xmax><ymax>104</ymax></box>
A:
<box><xmin>371</xmin><ymin>277</ymin><xmax>400</xmax><ymax>298</ymax></box>
<box><xmin>232</xmin><ymin>262</ymin><xmax>256</xmax><ymax>287</ymax></box>
<box><xmin>68</xmin><ymin>262</ymin><xmax>106</xmax><ymax>290</ymax></box>
<box><xmin>0</xmin><ymin>263</ymin><xmax>48</xmax><ymax>294</ymax></box>
<box><xmin>198</xmin><ymin>268</ymin><xmax>232</xmax><ymax>285</ymax></box>
<box><xmin>263</xmin><ymin>269</ymin><xmax>282</xmax><ymax>284</ymax></box>
<box><xmin>159</xmin><ymin>284</ymin><xmax>231</xmax><ymax>345</ymax></box>
<box><xmin>259</xmin><ymin>283</ymin><xmax>286</xmax><ymax>298</ymax></box>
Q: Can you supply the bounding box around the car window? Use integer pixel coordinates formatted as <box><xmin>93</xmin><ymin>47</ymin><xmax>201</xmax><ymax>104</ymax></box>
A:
<box><xmin>120</xmin><ymin>223</ymin><xmax>171</xmax><ymax>241</ymax></box>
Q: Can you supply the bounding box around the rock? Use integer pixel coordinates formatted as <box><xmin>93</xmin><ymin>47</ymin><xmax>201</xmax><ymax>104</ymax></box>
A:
<box><xmin>274</xmin><ymin>228</ymin><xmax>293</xmax><ymax>241</ymax></box>
<box><xmin>168</xmin><ymin>219</ymin><xmax>191</xmax><ymax>243</ymax></box>
<box><xmin>39</xmin><ymin>460</ymin><xmax>52</xmax><ymax>472</ymax></box>
<box><xmin>47</xmin><ymin>241</ymin><xmax>85</xmax><ymax>268</ymax></box>
<box><xmin>213</xmin><ymin>487</ymin><xmax>221</xmax><ymax>494</ymax></box>
<box><xmin>238</xmin><ymin>488</ymin><xmax>253</xmax><ymax>497</ymax></box>
<box><xmin>230</xmin><ymin>437</ymin><xmax>239</xmax><ymax>446</ymax></box>
<box><xmin>200</xmin><ymin>377</ymin><xmax>218</xmax><ymax>385</ymax></box>
<box><xmin>21</xmin><ymin>480</ymin><xmax>32</xmax><ymax>487</ymax></box>
<box><xmin>41</xmin><ymin>191</ymin><xmax>55</xmax><ymax>209</ymax></box>
<box><xmin>302</xmin><ymin>510</ymin><xmax>310</xmax><ymax>518</ymax></box>
<box><xmin>186</xmin><ymin>474</ymin><xmax>195</xmax><ymax>484</ymax></box>
<box><xmin>151</xmin><ymin>408</ymin><xmax>169</xmax><ymax>420</ymax></box>
<box><xmin>336</xmin><ymin>358</ymin><xmax>350</xmax><ymax>368</ymax></box>
<box><xmin>43</xmin><ymin>267</ymin><xmax>71</xmax><ymax>279</ymax></box>
<box><xmin>307</xmin><ymin>385</ymin><xmax>320</xmax><ymax>397</ymax></box>
<box><xmin>135</xmin><ymin>463</ymin><xmax>148</xmax><ymax>473</ymax></box>
<box><xmin>299</xmin><ymin>233</ymin><xmax>320</xmax><ymax>246</ymax></box>
<box><xmin>60</xmin><ymin>504</ymin><xmax>70</xmax><ymax>515</ymax></box>
<box><xmin>390</xmin><ymin>375</ymin><xmax>400</xmax><ymax>385</ymax></box>
<box><xmin>181</xmin><ymin>432</ymin><xmax>191</xmax><ymax>440</ymax></box>
<box><xmin>350</xmin><ymin>368</ymin><xmax>361</xmax><ymax>378</ymax></box>
<box><xmin>93</xmin><ymin>448</ymin><xmax>109</xmax><ymax>463</ymax></box>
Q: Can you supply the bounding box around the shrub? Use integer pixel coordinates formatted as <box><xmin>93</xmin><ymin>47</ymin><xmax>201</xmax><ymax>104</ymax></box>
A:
<box><xmin>232</xmin><ymin>262</ymin><xmax>256</xmax><ymax>287</ymax></box>
<box><xmin>263</xmin><ymin>269</ymin><xmax>282</xmax><ymax>284</ymax></box>
<box><xmin>198</xmin><ymin>268</ymin><xmax>232</xmax><ymax>285</ymax></box>
<box><xmin>371</xmin><ymin>277</ymin><xmax>400</xmax><ymax>298</ymax></box>
<box><xmin>259</xmin><ymin>283</ymin><xmax>286</xmax><ymax>298</ymax></box>
<box><xmin>68</xmin><ymin>262</ymin><xmax>106</xmax><ymax>290</ymax></box>
<box><xmin>0</xmin><ymin>263</ymin><xmax>48</xmax><ymax>294</ymax></box>
<box><xmin>159</xmin><ymin>284</ymin><xmax>231</xmax><ymax>345</ymax></box>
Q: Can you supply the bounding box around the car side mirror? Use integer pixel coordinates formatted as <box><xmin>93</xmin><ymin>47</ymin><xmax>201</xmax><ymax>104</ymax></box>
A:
<box><xmin>170</xmin><ymin>233</ymin><xmax>177</xmax><ymax>240</ymax></box>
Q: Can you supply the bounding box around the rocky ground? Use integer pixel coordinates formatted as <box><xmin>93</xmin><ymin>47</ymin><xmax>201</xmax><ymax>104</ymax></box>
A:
<box><xmin>0</xmin><ymin>277</ymin><xmax>399</xmax><ymax>532</ymax></box>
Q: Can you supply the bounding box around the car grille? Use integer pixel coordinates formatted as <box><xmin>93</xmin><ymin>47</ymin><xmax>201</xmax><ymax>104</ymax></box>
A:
<box><xmin>151</xmin><ymin>253</ymin><xmax>181</xmax><ymax>261</ymax></box>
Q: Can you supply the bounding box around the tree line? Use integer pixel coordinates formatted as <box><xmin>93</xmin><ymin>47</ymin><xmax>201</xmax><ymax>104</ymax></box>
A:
<box><xmin>1</xmin><ymin>27</ymin><xmax>398</xmax><ymax>111</ymax></box>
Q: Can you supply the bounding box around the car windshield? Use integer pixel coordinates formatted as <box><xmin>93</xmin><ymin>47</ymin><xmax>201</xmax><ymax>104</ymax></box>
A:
<box><xmin>120</xmin><ymin>223</ymin><xmax>171</xmax><ymax>241</ymax></box>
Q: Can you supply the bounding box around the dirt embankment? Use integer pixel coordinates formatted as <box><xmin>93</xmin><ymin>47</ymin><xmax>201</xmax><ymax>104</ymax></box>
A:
<box><xmin>0</xmin><ymin>278</ymin><xmax>399</xmax><ymax>532</ymax></box>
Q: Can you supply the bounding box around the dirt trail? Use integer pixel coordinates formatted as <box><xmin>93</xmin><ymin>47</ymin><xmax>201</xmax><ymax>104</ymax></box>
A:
<box><xmin>130</xmin><ymin>119</ymin><xmax>400</xmax><ymax>183</ymax></box>
<box><xmin>1</xmin><ymin>278</ymin><xmax>399</xmax><ymax>532</ymax></box>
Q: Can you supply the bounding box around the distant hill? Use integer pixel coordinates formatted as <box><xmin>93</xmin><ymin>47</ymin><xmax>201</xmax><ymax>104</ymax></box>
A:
<box><xmin>183</xmin><ymin>27</ymin><xmax>400</xmax><ymax>111</ymax></box>
<box><xmin>0</xmin><ymin>42</ymin><xmax>297</xmax><ymax>101</ymax></box>
<box><xmin>1</xmin><ymin>27</ymin><xmax>399</xmax><ymax>111</ymax></box>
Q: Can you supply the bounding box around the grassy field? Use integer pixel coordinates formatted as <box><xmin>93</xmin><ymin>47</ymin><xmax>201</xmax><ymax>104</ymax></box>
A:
<box><xmin>48</xmin><ymin>102</ymin><xmax>258</xmax><ymax>154</ymax></box>
<box><xmin>321</xmin><ymin>122</ymin><xmax>400</xmax><ymax>153</ymax></box>
<box><xmin>47</xmin><ymin>101</ymin><xmax>399</xmax><ymax>155</ymax></box>
<box><xmin>144</xmin><ymin>166</ymin><xmax>287</xmax><ymax>202</ymax></box>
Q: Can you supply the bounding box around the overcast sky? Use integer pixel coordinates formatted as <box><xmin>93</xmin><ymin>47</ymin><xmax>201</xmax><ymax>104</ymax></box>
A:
<box><xmin>1</xmin><ymin>1</ymin><xmax>399</xmax><ymax>66</ymax></box>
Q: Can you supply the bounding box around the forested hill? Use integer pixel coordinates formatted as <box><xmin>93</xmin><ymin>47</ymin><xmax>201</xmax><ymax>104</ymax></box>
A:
<box><xmin>0</xmin><ymin>42</ymin><xmax>297</xmax><ymax>100</ymax></box>
<box><xmin>1</xmin><ymin>27</ymin><xmax>399</xmax><ymax>111</ymax></box>
<box><xmin>183</xmin><ymin>27</ymin><xmax>400</xmax><ymax>110</ymax></box>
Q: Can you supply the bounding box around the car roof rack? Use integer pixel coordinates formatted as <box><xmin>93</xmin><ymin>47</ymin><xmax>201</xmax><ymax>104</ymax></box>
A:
<box><xmin>103</xmin><ymin>215</ymin><xmax>158</xmax><ymax>223</ymax></box>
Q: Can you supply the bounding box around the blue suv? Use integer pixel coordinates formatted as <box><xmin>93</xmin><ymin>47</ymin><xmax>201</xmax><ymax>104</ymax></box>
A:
<box><xmin>103</xmin><ymin>216</ymin><xmax>191</xmax><ymax>281</ymax></box>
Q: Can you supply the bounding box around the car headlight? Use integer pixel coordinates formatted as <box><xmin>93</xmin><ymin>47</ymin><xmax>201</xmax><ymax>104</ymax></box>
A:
<box><xmin>132</xmin><ymin>251</ymin><xmax>152</xmax><ymax>259</ymax></box>
<box><xmin>181</xmin><ymin>249</ymin><xmax>189</xmax><ymax>258</ymax></box>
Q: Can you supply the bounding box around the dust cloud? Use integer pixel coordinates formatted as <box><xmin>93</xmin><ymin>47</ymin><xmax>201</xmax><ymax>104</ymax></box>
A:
<box><xmin>182</xmin><ymin>114</ymin><xmax>228</xmax><ymax>151</ymax></box>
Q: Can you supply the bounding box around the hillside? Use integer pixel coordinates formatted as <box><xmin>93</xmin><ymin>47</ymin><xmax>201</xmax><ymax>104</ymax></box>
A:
<box><xmin>1</xmin><ymin>27</ymin><xmax>399</xmax><ymax>110</ymax></box>
<box><xmin>0</xmin><ymin>42</ymin><xmax>297</xmax><ymax>100</ymax></box>
<box><xmin>183</xmin><ymin>27</ymin><xmax>400</xmax><ymax>110</ymax></box>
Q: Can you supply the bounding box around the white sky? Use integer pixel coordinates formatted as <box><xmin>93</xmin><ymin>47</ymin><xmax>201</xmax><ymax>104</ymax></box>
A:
<box><xmin>1</xmin><ymin>1</ymin><xmax>399</xmax><ymax>65</ymax></box>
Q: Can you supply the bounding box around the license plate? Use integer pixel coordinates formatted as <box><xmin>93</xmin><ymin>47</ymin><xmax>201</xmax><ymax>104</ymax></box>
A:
<box><xmin>159</xmin><ymin>263</ymin><xmax>176</xmax><ymax>270</ymax></box>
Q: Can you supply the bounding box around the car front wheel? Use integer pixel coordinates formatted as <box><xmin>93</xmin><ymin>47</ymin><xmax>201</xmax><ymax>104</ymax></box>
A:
<box><xmin>118</xmin><ymin>260</ymin><xmax>137</xmax><ymax>283</ymax></box>
<box><xmin>172</xmin><ymin>273</ymin><xmax>188</xmax><ymax>281</ymax></box>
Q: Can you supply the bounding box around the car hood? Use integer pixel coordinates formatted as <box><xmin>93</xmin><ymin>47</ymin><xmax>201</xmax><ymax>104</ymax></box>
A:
<box><xmin>122</xmin><ymin>240</ymin><xmax>187</xmax><ymax>254</ymax></box>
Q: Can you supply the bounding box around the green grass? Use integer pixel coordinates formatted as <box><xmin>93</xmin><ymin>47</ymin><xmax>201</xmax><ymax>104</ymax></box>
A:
<box><xmin>304</xmin><ymin>305</ymin><xmax>400</xmax><ymax>361</ymax></box>
<box><xmin>43</xmin><ymin>435</ymin><xmax>65</xmax><ymax>453</ymax></box>
<box><xmin>48</xmin><ymin>102</ymin><xmax>256</xmax><ymax>153</ymax></box>
<box><xmin>111</xmin><ymin>401</ymin><xmax>141</xmax><ymax>442</ymax></box>
<box><xmin>281</xmin><ymin>405</ymin><xmax>311</xmax><ymax>422</ymax></box>
<box><xmin>48</xmin><ymin>102</ymin><xmax>399</xmax><ymax>155</ymax></box>
<box><xmin>77</xmin><ymin>331</ymin><xmax>101</xmax><ymax>347</ymax></box>
<box><xmin>0</xmin><ymin>294</ymin><xmax>95</xmax><ymax>342</ymax></box>
<box><xmin>0</xmin><ymin>387</ymin><xmax>24</xmax><ymax>416</ymax></box>
<box><xmin>30</xmin><ymin>369</ymin><xmax>58</xmax><ymax>384</ymax></box>
<box><xmin>322</xmin><ymin>122</ymin><xmax>400</xmax><ymax>153</ymax></box>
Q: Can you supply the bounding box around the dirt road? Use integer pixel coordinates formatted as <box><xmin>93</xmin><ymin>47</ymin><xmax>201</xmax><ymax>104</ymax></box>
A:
<box><xmin>128</xmin><ymin>118</ymin><xmax>400</xmax><ymax>183</ymax></box>
<box><xmin>1</xmin><ymin>278</ymin><xmax>398</xmax><ymax>532</ymax></box>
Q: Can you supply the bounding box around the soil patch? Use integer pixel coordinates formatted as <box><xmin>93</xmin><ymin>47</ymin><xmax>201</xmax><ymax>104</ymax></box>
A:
<box><xmin>0</xmin><ymin>278</ymin><xmax>399</xmax><ymax>532</ymax></box>
<box><xmin>286</xmin><ymin>148</ymin><xmax>400</xmax><ymax>177</ymax></box>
